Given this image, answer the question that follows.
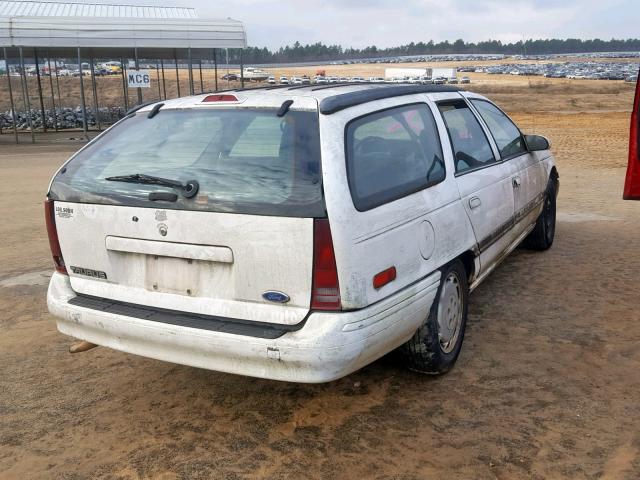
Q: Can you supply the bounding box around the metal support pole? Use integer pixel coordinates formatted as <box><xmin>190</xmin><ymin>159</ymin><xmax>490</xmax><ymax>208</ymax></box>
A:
<box><xmin>46</xmin><ymin>52</ymin><xmax>58</xmax><ymax>131</ymax></box>
<box><xmin>160</xmin><ymin>58</ymin><xmax>166</xmax><ymax>99</ymax></box>
<box><xmin>156</xmin><ymin>61</ymin><xmax>161</xmax><ymax>100</ymax></box>
<box><xmin>54</xmin><ymin>56</ymin><xmax>62</xmax><ymax>109</ymax></box>
<box><xmin>134</xmin><ymin>48</ymin><xmax>142</xmax><ymax>105</ymax></box>
<box><xmin>33</xmin><ymin>48</ymin><xmax>47</xmax><ymax>132</ymax></box>
<box><xmin>213</xmin><ymin>49</ymin><xmax>218</xmax><ymax>92</ymax></box>
<box><xmin>89</xmin><ymin>53</ymin><xmax>101</xmax><ymax>131</ymax></box>
<box><xmin>174</xmin><ymin>49</ymin><xmax>181</xmax><ymax>97</ymax></box>
<box><xmin>120</xmin><ymin>57</ymin><xmax>129</xmax><ymax>111</ymax></box>
<box><xmin>187</xmin><ymin>47</ymin><xmax>194</xmax><ymax>95</ymax></box>
<box><xmin>240</xmin><ymin>49</ymin><xmax>244</xmax><ymax>88</ymax></box>
<box><xmin>199</xmin><ymin>59</ymin><xmax>203</xmax><ymax>93</ymax></box>
<box><xmin>18</xmin><ymin>47</ymin><xmax>35</xmax><ymax>143</ymax></box>
<box><xmin>77</xmin><ymin>47</ymin><xmax>89</xmax><ymax>140</ymax></box>
<box><xmin>3</xmin><ymin>47</ymin><xmax>19</xmax><ymax>143</ymax></box>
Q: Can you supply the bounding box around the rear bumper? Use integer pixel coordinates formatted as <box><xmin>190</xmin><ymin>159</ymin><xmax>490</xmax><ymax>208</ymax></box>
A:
<box><xmin>47</xmin><ymin>271</ymin><xmax>440</xmax><ymax>383</ymax></box>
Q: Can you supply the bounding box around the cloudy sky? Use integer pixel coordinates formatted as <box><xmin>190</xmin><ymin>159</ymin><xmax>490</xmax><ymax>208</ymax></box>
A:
<box><xmin>183</xmin><ymin>0</ymin><xmax>639</xmax><ymax>49</ymax></box>
<box><xmin>78</xmin><ymin>0</ymin><xmax>639</xmax><ymax>50</ymax></box>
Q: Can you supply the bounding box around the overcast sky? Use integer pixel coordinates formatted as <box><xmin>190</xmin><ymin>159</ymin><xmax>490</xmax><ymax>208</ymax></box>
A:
<box><xmin>91</xmin><ymin>0</ymin><xmax>639</xmax><ymax>49</ymax></box>
<box><xmin>183</xmin><ymin>0</ymin><xmax>640</xmax><ymax>49</ymax></box>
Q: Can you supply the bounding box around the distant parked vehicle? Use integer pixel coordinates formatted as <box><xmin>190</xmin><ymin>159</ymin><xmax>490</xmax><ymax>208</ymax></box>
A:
<box><xmin>314</xmin><ymin>76</ymin><xmax>327</xmax><ymax>84</ymax></box>
<box><xmin>460</xmin><ymin>76</ymin><xmax>471</xmax><ymax>84</ymax></box>
<box><xmin>290</xmin><ymin>77</ymin><xmax>303</xmax><ymax>85</ymax></box>
<box><xmin>221</xmin><ymin>73</ymin><xmax>238</xmax><ymax>81</ymax></box>
<box><xmin>433</xmin><ymin>77</ymin><xmax>446</xmax><ymax>84</ymax></box>
<box><xmin>267</xmin><ymin>76</ymin><xmax>276</xmax><ymax>84</ymax></box>
<box><xmin>448</xmin><ymin>77</ymin><xmax>459</xmax><ymax>84</ymax></box>
<box><xmin>280</xmin><ymin>76</ymin><xmax>289</xmax><ymax>85</ymax></box>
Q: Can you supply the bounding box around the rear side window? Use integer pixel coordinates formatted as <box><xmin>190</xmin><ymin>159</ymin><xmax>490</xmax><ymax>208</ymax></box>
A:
<box><xmin>438</xmin><ymin>100</ymin><xmax>496</xmax><ymax>174</ymax></box>
<box><xmin>49</xmin><ymin>108</ymin><xmax>324</xmax><ymax>217</ymax></box>
<box><xmin>470</xmin><ymin>99</ymin><xmax>527</xmax><ymax>159</ymax></box>
<box><xmin>345</xmin><ymin>104</ymin><xmax>445</xmax><ymax>211</ymax></box>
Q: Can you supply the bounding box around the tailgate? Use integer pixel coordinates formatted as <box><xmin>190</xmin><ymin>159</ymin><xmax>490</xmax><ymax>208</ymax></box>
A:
<box><xmin>54</xmin><ymin>202</ymin><xmax>313</xmax><ymax>325</ymax></box>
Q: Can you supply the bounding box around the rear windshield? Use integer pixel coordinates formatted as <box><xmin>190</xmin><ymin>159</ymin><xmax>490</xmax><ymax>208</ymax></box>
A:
<box><xmin>49</xmin><ymin>108</ymin><xmax>325</xmax><ymax>217</ymax></box>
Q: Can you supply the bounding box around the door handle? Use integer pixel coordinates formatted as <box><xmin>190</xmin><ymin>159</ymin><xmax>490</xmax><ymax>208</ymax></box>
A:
<box><xmin>469</xmin><ymin>197</ymin><xmax>481</xmax><ymax>209</ymax></box>
<box><xmin>512</xmin><ymin>176</ymin><xmax>522</xmax><ymax>188</ymax></box>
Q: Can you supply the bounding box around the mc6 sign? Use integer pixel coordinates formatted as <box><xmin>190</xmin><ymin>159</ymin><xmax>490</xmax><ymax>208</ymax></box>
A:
<box><xmin>127</xmin><ymin>70</ymin><xmax>151</xmax><ymax>88</ymax></box>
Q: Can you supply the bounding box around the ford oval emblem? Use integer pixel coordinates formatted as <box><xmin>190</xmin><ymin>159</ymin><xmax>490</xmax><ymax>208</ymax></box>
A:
<box><xmin>262</xmin><ymin>291</ymin><xmax>290</xmax><ymax>303</ymax></box>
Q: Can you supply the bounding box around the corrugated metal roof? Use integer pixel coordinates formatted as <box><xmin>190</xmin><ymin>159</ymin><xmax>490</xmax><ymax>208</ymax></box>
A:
<box><xmin>0</xmin><ymin>16</ymin><xmax>247</xmax><ymax>49</ymax></box>
<box><xmin>0</xmin><ymin>1</ymin><xmax>198</xmax><ymax>19</ymax></box>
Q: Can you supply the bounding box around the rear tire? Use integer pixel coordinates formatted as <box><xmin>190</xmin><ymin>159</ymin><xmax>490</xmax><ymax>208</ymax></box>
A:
<box><xmin>399</xmin><ymin>259</ymin><xmax>469</xmax><ymax>374</ymax></box>
<box><xmin>523</xmin><ymin>178</ymin><xmax>557</xmax><ymax>251</ymax></box>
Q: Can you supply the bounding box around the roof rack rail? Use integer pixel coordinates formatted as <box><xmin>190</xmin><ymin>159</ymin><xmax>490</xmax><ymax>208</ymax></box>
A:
<box><xmin>310</xmin><ymin>82</ymin><xmax>376</xmax><ymax>91</ymax></box>
<box><xmin>319</xmin><ymin>84</ymin><xmax>460</xmax><ymax>115</ymax></box>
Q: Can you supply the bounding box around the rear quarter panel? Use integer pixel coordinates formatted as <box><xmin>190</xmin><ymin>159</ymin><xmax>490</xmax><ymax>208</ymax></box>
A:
<box><xmin>319</xmin><ymin>94</ymin><xmax>477</xmax><ymax>310</ymax></box>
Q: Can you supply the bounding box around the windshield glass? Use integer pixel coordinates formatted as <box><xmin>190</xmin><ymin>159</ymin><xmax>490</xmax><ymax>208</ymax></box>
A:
<box><xmin>49</xmin><ymin>108</ymin><xmax>325</xmax><ymax>217</ymax></box>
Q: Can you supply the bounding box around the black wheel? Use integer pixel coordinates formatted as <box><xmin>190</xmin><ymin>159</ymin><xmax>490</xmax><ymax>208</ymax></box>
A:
<box><xmin>398</xmin><ymin>259</ymin><xmax>469</xmax><ymax>374</ymax></box>
<box><xmin>523</xmin><ymin>178</ymin><xmax>557</xmax><ymax>251</ymax></box>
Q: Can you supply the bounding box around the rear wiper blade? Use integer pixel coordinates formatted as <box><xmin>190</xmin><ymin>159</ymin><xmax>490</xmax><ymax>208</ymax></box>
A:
<box><xmin>104</xmin><ymin>173</ymin><xmax>199</xmax><ymax>198</ymax></box>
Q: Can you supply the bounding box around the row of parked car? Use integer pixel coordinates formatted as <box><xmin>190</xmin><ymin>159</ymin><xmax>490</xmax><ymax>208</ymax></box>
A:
<box><xmin>331</xmin><ymin>51</ymin><xmax>640</xmax><ymax>66</ymax></box>
<box><xmin>459</xmin><ymin>61</ymin><xmax>639</xmax><ymax>81</ymax></box>
<box><xmin>267</xmin><ymin>75</ymin><xmax>470</xmax><ymax>85</ymax></box>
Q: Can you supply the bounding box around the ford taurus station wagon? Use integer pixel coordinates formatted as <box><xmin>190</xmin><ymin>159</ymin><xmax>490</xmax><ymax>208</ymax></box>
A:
<box><xmin>46</xmin><ymin>84</ymin><xmax>559</xmax><ymax>383</ymax></box>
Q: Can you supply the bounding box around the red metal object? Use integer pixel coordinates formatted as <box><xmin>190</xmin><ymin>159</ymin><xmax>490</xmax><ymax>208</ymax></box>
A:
<box><xmin>623</xmin><ymin>70</ymin><xmax>640</xmax><ymax>200</ymax></box>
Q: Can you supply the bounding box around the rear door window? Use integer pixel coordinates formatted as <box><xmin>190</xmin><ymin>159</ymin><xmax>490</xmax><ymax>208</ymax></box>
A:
<box><xmin>437</xmin><ymin>99</ymin><xmax>496</xmax><ymax>174</ymax></box>
<box><xmin>470</xmin><ymin>99</ymin><xmax>528</xmax><ymax>159</ymax></box>
<box><xmin>345</xmin><ymin>104</ymin><xmax>445</xmax><ymax>211</ymax></box>
<box><xmin>49</xmin><ymin>108</ymin><xmax>324</xmax><ymax>217</ymax></box>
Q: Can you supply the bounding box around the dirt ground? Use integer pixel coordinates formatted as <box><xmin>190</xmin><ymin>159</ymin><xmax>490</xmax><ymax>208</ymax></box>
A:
<box><xmin>1</xmin><ymin>77</ymin><xmax>640</xmax><ymax>479</ymax></box>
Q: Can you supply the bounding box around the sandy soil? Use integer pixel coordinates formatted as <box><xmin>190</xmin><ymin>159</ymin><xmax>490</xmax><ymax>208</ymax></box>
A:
<box><xmin>1</xmin><ymin>80</ymin><xmax>639</xmax><ymax>479</ymax></box>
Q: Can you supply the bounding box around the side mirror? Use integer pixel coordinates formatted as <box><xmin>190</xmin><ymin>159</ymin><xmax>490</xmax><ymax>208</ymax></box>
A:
<box><xmin>525</xmin><ymin>134</ymin><xmax>551</xmax><ymax>152</ymax></box>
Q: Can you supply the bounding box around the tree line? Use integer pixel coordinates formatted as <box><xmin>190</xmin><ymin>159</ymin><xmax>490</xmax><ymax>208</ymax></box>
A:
<box><xmin>229</xmin><ymin>38</ymin><xmax>640</xmax><ymax>64</ymax></box>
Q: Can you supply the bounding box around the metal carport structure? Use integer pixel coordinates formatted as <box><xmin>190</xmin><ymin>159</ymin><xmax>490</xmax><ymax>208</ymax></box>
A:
<box><xmin>0</xmin><ymin>1</ymin><xmax>247</xmax><ymax>142</ymax></box>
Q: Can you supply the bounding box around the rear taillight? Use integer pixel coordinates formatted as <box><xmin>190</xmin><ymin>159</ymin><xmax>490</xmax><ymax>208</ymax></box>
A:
<box><xmin>311</xmin><ymin>219</ymin><xmax>341</xmax><ymax>310</ymax></box>
<box><xmin>623</xmin><ymin>70</ymin><xmax>640</xmax><ymax>200</ymax></box>
<box><xmin>44</xmin><ymin>199</ymin><xmax>67</xmax><ymax>275</ymax></box>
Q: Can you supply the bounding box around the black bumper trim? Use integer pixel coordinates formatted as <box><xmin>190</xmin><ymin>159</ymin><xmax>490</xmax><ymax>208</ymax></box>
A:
<box><xmin>68</xmin><ymin>294</ymin><xmax>304</xmax><ymax>339</ymax></box>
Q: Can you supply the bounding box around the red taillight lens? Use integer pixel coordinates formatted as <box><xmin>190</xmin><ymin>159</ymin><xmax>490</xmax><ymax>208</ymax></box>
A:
<box><xmin>311</xmin><ymin>219</ymin><xmax>341</xmax><ymax>310</ymax></box>
<box><xmin>623</xmin><ymin>70</ymin><xmax>640</xmax><ymax>200</ymax></box>
<box><xmin>202</xmin><ymin>94</ymin><xmax>239</xmax><ymax>103</ymax></box>
<box><xmin>373</xmin><ymin>267</ymin><xmax>397</xmax><ymax>290</ymax></box>
<box><xmin>44</xmin><ymin>199</ymin><xmax>67</xmax><ymax>275</ymax></box>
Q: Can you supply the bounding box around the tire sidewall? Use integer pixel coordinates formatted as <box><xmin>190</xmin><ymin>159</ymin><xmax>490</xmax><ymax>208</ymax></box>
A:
<box><xmin>543</xmin><ymin>180</ymin><xmax>557</xmax><ymax>246</ymax></box>
<box><xmin>425</xmin><ymin>260</ymin><xmax>469</xmax><ymax>370</ymax></box>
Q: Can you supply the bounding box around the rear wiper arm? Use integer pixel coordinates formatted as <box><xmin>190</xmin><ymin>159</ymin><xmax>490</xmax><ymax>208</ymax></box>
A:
<box><xmin>104</xmin><ymin>173</ymin><xmax>199</xmax><ymax>198</ymax></box>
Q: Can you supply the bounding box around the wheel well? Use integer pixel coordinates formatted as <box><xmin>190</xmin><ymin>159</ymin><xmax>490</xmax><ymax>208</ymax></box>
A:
<box><xmin>458</xmin><ymin>250</ymin><xmax>476</xmax><ymax>283</ymax></box>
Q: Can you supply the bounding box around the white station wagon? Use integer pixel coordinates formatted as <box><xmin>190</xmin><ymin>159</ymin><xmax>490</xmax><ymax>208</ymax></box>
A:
<box><xmin>46</xmin><ymin>84</ymin><xmax>558</xmax><ymax>383</ymax></box>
